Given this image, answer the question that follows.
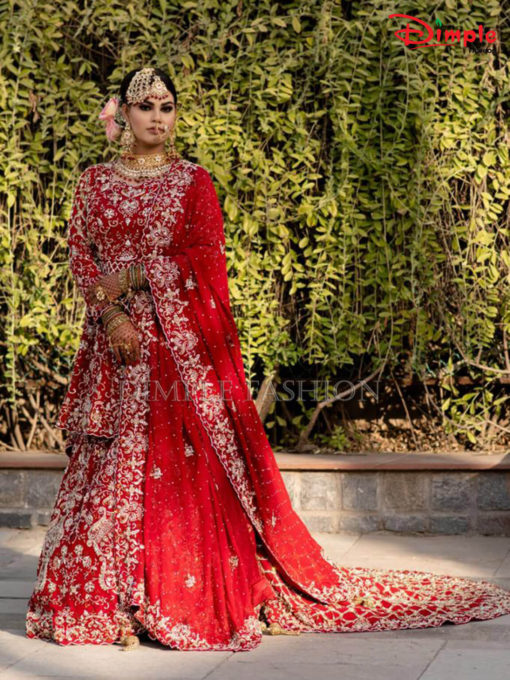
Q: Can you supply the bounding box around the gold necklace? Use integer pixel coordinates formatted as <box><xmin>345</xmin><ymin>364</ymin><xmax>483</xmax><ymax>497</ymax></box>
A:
<box><xmin>112</xmin><ymin>151</ymin><xmax>179</xmax><ymax>181</ymax></box>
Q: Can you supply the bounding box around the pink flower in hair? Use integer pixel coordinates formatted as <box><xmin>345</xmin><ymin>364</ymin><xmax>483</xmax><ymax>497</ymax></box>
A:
<box><xmin>99</xmin><ymin>96</ymin><xmax>122</xmax><ymax>142</ymax></box>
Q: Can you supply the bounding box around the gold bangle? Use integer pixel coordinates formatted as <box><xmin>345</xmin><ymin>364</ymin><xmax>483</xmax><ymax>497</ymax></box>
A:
<box><xmin>106</xmin><ymin>314</ymin><xmax>129</xmax><ymax>334</ymax></box>
<box><xmin>102</xmin><ymin>302</ymin><xmax>122</xmax><ymax>315</ymax></box>
<box><xmin>101</xmin><ymin>304</ymin><xmax>124</xmax><ymax>325</ymax></box>
<box><xmin>119</xmin><ymin>268</ymin><xmax>129</xmax><ymax>294</ymax></box>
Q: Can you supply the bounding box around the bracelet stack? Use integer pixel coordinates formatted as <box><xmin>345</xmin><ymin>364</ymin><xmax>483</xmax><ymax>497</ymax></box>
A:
<box><xmin>97</xmin><ymin>265</ymin><xmax>148</xmax><ymax>332</ymax></box>
<box><xmin>127</xmin><ymin>263</ymin><xmax>147</xmax><ymax>291</ymax></box>
<box><xmin>117</xmin><ymin>264</ymin><xmax>147</xmax><ymax>300</ymax></box>
<box><xmin>101</xmin><ymin>304</ymin><xmax>129</xmax><ymax>334</ymax></box>
<box><xmin>99</xmin><ymin>301</ymin><xmax>119</xmax><ymax>318</ymax></box>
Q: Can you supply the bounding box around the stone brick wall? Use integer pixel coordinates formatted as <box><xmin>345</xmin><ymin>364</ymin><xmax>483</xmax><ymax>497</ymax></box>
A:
<box><xmin>281</xmin><ymin>470</ymin><xmax>510</xmax><ymax>535</ymax></box>
<box><xmin>2</xmin><ymin>452</ymin><xmax>510</xmax><ymax>534</ymax></box>
<box><xmin>0</xmin><ymin>468</ymin><xmax>60</xmax><ymax>528</ymax></box>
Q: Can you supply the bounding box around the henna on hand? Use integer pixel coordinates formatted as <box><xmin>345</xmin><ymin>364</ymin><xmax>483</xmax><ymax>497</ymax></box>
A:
<box><xmin>87</xmin><ymin>271</ymin><xmax>124</xmax><ymax>305</ymax></box>
<box><xmin>107</xmin><ymin>317</ymin><xmax>141</xmax><ymax>366</ymax></box>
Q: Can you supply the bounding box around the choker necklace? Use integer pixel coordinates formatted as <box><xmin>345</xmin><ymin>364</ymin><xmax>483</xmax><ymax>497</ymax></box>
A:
<box><xmin>111</xmin><ymin>151</ymin><xmax>179</xmax><ymax>182</ymax></box>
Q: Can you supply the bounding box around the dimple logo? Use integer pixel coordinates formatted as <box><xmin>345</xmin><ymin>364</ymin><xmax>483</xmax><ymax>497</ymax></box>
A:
<box><xmin>389</xmin><ymin>14</ymin><xmax>498</xmax><ymax>50</ymax></box>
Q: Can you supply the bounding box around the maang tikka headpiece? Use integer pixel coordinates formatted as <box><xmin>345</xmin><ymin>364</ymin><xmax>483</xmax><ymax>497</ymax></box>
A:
<box><xmin>125</xmin><ymin>67</ymin><xmax>169</xmax><ymax>104</ymax></box>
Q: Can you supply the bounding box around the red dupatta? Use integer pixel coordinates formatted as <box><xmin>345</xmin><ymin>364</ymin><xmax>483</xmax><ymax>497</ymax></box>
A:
<box><xmin>142</xmin><ymin>166</ymin><xmax>354</xmax><ymax>607</ymax></box>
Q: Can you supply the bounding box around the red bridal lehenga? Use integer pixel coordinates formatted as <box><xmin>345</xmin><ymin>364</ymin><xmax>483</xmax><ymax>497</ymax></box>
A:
<box><xmin>26</xmin><ymin>158</ymin><xmax>510</xmax><ymax>651</ymax></box>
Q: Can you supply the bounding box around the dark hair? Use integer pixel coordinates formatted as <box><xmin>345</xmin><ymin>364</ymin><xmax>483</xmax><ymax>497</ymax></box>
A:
<box><xmin>118</xmin><ymin>67</ymin><xmax>178</xmax><ymax>107</ymax></box>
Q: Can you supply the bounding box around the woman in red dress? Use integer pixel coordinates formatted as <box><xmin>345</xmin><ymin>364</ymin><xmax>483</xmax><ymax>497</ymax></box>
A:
<box><xmin>25</xmin><ymin>66</ymin><xmax>510</xmax><ymax>651</ymax></box>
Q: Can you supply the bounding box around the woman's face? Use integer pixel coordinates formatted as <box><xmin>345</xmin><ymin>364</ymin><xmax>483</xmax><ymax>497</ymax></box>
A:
<box><xmin>121</xmin><ymin>93</ymin><xmax>177</xmax><ymax>153</ymax></box>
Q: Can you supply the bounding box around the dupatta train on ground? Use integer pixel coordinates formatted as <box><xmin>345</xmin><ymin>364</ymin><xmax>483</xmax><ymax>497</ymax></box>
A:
<box><xmin>25</xmin><ymin>158</ymin><xmax>510</xmax><ymax>650</ymax></box>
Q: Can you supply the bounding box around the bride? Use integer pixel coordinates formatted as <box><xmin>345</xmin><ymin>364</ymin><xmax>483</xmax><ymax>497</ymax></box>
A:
<box><xmin>25</xmin><ymin>66</ymin><xmax>510</xmax><ymax>651</ymax></box>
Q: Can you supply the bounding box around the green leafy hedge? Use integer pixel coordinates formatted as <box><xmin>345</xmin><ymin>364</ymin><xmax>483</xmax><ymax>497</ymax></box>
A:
<box><xmin>0</xmin><ymin>0</ymin><xmax>509</xmax><ymax>452</ymax></box>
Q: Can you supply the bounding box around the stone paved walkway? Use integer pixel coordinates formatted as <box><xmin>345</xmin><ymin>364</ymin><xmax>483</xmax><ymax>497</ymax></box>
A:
<box><xmin>1</xmin><ymin>527</ymin><xmax>509</xmax><ymax>679</ymax></box>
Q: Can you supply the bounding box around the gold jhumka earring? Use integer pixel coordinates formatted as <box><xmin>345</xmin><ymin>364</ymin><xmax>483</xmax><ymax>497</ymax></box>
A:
<box><xmin>120</xmin><ymin>124</ymin><xmax>136</xmax><ymax>152</ymax></box>
<box><xmin>165</xmin><ymin>126</ymin><xmax>178</xmax><ymax>161</ymax></box>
